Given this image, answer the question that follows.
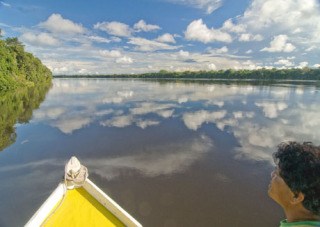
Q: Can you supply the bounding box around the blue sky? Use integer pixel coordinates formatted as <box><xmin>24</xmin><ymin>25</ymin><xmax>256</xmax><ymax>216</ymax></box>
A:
<box><xmin>1</xmin><ymin>0</ymin><xmax>319</xmax><ymax>75</ymax></box>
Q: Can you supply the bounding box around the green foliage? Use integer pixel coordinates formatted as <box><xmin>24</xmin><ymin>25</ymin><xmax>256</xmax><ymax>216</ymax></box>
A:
<box><xmin>0</xmin><ymin>83</ymin><xmax>51</xmax><ymax>151</ymax></box>
<box><xmin>0</xmin><ymin>36</ymin><xmax>52</xmax><ymax>151</ymax></box>
<box><xmin>0</xmin><ymin>37</ymin><xmax>52</xmax><ymax>91</ymax></box>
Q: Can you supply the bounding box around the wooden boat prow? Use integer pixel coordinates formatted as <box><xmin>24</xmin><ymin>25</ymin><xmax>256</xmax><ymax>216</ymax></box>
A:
<box><xmin>25</xmin><ymin>157</ymin><xmax>142</xmax><ymax>227</ymax></box>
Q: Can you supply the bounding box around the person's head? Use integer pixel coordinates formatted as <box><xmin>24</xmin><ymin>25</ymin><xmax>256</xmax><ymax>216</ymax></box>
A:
<box><xmin>268</xmin><ymin>141</ymin><xmax>320</xmax><ymax>215</ymax></box>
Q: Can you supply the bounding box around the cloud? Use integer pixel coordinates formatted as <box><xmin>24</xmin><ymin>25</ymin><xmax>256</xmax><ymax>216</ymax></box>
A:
<box><xmin>136</xmin><ymin>120</ymin><xmax>160</xmax><ymax>129</ymax></box>
<box><xmin>53</xmin><ymin>116</ymin><xmax>91</xmax><ymax>134</ymax></box>
<box><xmin>130</xmin><ymin>102</ymin><xmax>175</xmax><ymax>117</ymax></box>
<box><xmin>88</xmin><ymin>36</ymin><xmax>111</xmax><ymax>43</ymax></box>
<box><xmin>168</xmin><ymin>0</ymin><xmax>222</xmax><ymax>14</ymax></box>
<box><xmin>274</xmin><ymin>59</ymin><xmax>294</xmax><ymax>67</ymax></box>
<box><xmin>182</xmin><ymin>110</ymin><xmax>227</xmax><ymax>130</ymax></box>
<box><xmin>86</xmin><ymin>135</ymin><xmax>213</xmax><ymax>179</ymax></box>
<box><xmin>156</xmin><ymin>33</ymin><xmax>176</xmax><ymax>43</ymax></box>
<box><xmin>0</xmin><ymin>135</ymin><xmax>215</xmax><ymax>182</ymax></box>
<box><xmin>100</xmin><ymin>114</ymin><xmax>160</xmax><ymax>129</ymax></box>
<box><xmin>216</xmin><ymin>46</ymin><xmax>228</xmax><ymax>54</ymax></box>
<box><xmin>255</xmin><ymin>101</ymin><xmax>288</xmax><ymax>118</ymax></box>
<box><xmin>178</xmin><ymin>50</ymin><xmax>190</xmax><ymax>58</ymax></box>
<box><xmin>133</xmin><ymin>20</ymin><xmax>161</xmax><ymax>32</ymax></box>
<box><xmin>20</xmin><ymin>32</ymin><xmax>60</xmax><ymax>46</ymax></box>
<box><xmin>207</xmin><ymin>46</ymin><xmax>228</xmax><ymax>54</ymax></box>
<box><xmin>240</xmin><ymin>0</ymin><xmax>320</xmax><ymax>44</ymax></box>
<box><xmin>94</xmin><ymin>21</ymin><xmax>132</xmax><ymax>37</ymax></box>
<box><xmin>238</xmin><ymin>33</ymin><xmax>263</xmax><ymax>42</ymax></box>
<box><xmin>99</xmin><ymin>50</ymin><xmax>122</xmax><ymax>58</ymax></box>
<box><xmin>40</xmin><ymin>45</ymin><xmax>260</xmax><ymax>75</ymax></box>
<box><xmin>33</xmin><ymin>107</ymin><xmax>67</xmax><ymax>121</ymax></box>
<box><xmin>185</xmin><ymin>19</ymin><xmax>232</xmax><ymax>43</ymax></box>
<box><xmin>110</xmin><ymin>36</ymin><xmax>122</xmax><ymax>42</ymax></box>
<box><xmin>298</xmin><ymin>61</ymin><xmax>308</xmax><ymax>68</ymax></box>
<box><xmin>115</xmin><ymin>56</ymin><xmax>133</xmax><ymax>64</ymax></box>
<box><xmin>222</xmin><ymin>19</ymin><xmax>246</xmax><ymax>33</ymax></box>
<box><xmin>128</xmin><ymin>37</ymin><xmax>179</xmax><ymax>52</ymax></box>
<box><xmin>158</xmin><ymin>109</ymin><xmax>175</xmax><ymax>118</ymax></box>
<box><xmin>306</xmin><ymin>46</ymin><xmax>317</xmax><ymax>52</ymax></box>
<box><xmin>261</xmin><ymin>35</ymin><xmax>296</xmax><ymax>52</ymax></box>
<box><xmin>208</xmin><ymin>63</ymin><xmax>217</xmax><ymax>70</ymax></box>
<box><xmin>233</xmin><ymin>102</ymin><xmax>320</xmax><ymax>162</ymax></box>
<box><xmin>100</xmin><ymin>115</ymin><xmax>133</xmax><ymax>128</ymax></box>
<box><xmin>0</xmin><ymin>1</ymin><xmax>10</xmax><ymax>7</ymax></box>
<box><xmin>39</xmin><ymin>14</ymin><xmax>85</xmax><ymax>34</ymax></box>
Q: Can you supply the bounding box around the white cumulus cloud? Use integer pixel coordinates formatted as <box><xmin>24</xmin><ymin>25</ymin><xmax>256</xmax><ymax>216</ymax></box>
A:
<box><xmin>39</xmin><ymin>14</ymin><xmax>85</xmax><ymax>34</ymax></box>
<box><xmin>206</xmin><ymin>46</ymin><xmax>228</xmax><ymax>55</ymax></box>
<box><xmin>208</xmin><ymin>63</ymin><xmax>217</xmax><ymax>70</ymax></box>
<box><xmin>183</xmin><ymin>110</ymin><xmax>227</xmax><ymax>130</ymax></box>
<box><xmin>255</xmin><ymin>101</ymin><xmax>288</xmax><ymax>118</ymax></box>
<box><xmin>94</xmin><ymin>21</ymin><xmax>132</xmax><ymax>37</ymax></box>
<box><xmin>240</xmin><ymin>0</ymin><xmax>320</xmax><ymax>44</ymax></box>
<box><xmin>99</xmin><ymin>50</ymin><xmax>122</xmax><ymax>58</ymax></box>
<box><xmin>239</xmin><ymin>33</ymin><xmax>263</xmax><ymax>42</ymax></box>
<box><xmin>261</xmin><ymin>35</ymin><xmax>295</xmax><ymax>52</ymax></box>
<box><xmin>222</xmin><ymin>19</ymin><xmax>246</xmax><ymax>33</ymax></box>
<box><xmin>20</xmin><ymin>32</ymin><xmax>60</xmax><ymax>46</ymax></box>
<box><xmin>116</xmin><ymin>56</ymin><xmax>133</xmax><ymax>64</ymax></box>
<box><xmin>100</xmin><ymin>115</ymin><xmax>133</xmax><ymax>128</ymax></box>
<box><xmin>179</xmin><ymin>50</ymin><xmax>190</xmax><ymax>57</ymax></box>
<box><xmin>133</xmin><ymin>20</ymin><xmax>161</xmax><ymax>32</ymax></box>
<box><xmin>214</xmin><ymin>46</ymin><xmax>228</xmax><ymax>54</ymax></box>
<box><xmin>185</xmin><ymin>19</ymin><xmax>232</xmax><ymax>43</ymax></box>
<box><xmin>298</xmin><ymin>61</ymin><xmax>308</xmax><ymax>68</ymax></box>
<box><xmin>156</xmin><ymin>33</ymin><xmax>176</xmax><ymax>43</ymax></box>
<box><xmin>274</xmin><ymin>59</ymin><xmax>294</xmax><ymax>67</ymax></box>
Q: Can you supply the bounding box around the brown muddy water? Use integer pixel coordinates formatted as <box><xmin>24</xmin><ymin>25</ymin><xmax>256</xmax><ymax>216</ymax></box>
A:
<box><xmin>0</xmin><ymin>78</ymin><xmax>319</xmax><ymax>227</ymax></box>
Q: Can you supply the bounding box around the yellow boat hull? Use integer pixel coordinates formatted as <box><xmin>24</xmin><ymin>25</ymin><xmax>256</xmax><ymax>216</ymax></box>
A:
<box><xmin>44</xmin><ymin>187</ymin><xmax>125</xmax><ymax>226</ymax></box>
<box><xmin>26</xmin><ymin>179</ymin><xmax>142</xmax><ymax>227</ymax></box>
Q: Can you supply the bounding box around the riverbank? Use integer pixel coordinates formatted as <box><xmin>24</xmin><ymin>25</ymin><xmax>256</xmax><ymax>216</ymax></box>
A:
<box><xmin>53</xmin><ymin>68</ymin><xmax>320</xmax><ymax>80</ymax></box>
<box><xmin>0</xmin><ymin>37</ymin><xmax>52</xmax><ymax>92</ymax></box>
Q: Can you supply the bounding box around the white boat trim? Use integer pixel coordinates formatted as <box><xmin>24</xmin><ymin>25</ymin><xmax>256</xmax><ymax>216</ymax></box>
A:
<box><xmin>84</xmin><ymin>179</ymin><xmax>142</xmax><ymax>227</ymax></box>
<box><xmin>25</xmin><ymin>182</ymin><xmax>66</xmax><ymax>227</ymax></box>
<box><xmin>25</xmin><ymin>179</ymin><xmax>142</xmax><ymax>227</ymax></box>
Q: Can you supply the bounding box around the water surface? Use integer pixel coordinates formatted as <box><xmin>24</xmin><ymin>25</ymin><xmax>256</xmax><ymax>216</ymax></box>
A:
<box><xmin>1</xmin><ymin>79</ymin><xmax>320</xmax><ymax>227</ymax></box>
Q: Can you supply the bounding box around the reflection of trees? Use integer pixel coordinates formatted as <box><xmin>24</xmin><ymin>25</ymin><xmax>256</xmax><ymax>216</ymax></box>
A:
<box><xmin>0</xmin><ymin>83</ymin><xmax>51</xmax><ymax>151</ymax></box>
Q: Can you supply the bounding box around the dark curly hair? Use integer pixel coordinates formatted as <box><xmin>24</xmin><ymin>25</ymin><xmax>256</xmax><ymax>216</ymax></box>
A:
<box><xmin>273</xmin><ymin>141</ymin><xmax>320</xmax><ymax>215</ymax></box>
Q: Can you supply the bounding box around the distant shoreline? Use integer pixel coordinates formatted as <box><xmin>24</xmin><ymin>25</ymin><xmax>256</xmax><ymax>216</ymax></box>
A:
<box><xmin>53</xmin><ymin>68</ymin><xmax>320</xmax><ymax>80</ymax></box>
<box><xmin>52</xmin><ymin>76</ymin><xmax>319</xmax><ymax>83</ymax></box>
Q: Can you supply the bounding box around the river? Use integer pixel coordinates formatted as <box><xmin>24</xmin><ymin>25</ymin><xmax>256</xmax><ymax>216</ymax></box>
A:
<box><xmin>0</xmin><ymin>78</ymin><xmax>319</xmax><ymax>226</ymax></box>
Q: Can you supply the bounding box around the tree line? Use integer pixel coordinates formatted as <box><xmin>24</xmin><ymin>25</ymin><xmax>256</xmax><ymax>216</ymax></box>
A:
<box><xmin>0</xmin><ymin>32</ymin><xmax>52</xmax><ymax>151</ymax></box>
<box><xmin>55</xmin><ymin>67</ymin><xmax>320</xmax><ymax>80</ymax></box>
<box><xmin>0</xmin><ymin>32</ymin><xmax>52</xmax><ymax>92</ymax></box>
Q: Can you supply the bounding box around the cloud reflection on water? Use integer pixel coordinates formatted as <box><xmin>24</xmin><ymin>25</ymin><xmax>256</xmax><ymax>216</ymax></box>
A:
<box><xmin>31</xmin><ymin>79</ymin><xmax>320</xmax><ymax>164</ymax></box>
<box><xmin>86</xmin><ymin>135</ymin><xmax>213</xmax><ymax>179</ymax></box>
<box><xmin>182</xmin><ymin>110</ymin><xmax>227</xmax><ymax>130</ymax></box>
<box><xmin>0</xmin><ymin>135</ymin><xmax>213</xmax><ymax>180</ymax></box>
<box><xmin>255</xmin><ymin>101</ymin><xmax>288</xmax><ymax>118</ymax></box>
